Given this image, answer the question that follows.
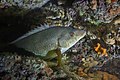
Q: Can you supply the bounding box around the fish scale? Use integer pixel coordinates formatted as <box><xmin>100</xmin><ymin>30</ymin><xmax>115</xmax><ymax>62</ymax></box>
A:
<box><xmin>11</xmin><ymin>25</ymin><xmax>86</xmax><ymax>57</ymax></box>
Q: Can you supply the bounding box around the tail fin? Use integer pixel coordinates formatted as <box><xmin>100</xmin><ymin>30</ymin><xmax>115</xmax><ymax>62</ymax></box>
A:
<box><xmin>0</xmin><ymin>44</ymin><xmax>35</xmax><ymax>57</ymax></box>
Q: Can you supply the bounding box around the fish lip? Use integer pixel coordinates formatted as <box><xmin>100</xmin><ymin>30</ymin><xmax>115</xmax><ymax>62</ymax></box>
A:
<box><xmin>79</xmin><ymin>30</ymin><xmax>86</xmax><ymax>39</ymax></box>
<box><xmin>81</xmin><ymin>31</ymin><xmax>86</xmax><ymax>38</ymax></box>
<box><xmin>83</xmin><ymin>30</ymin><xmax>86</xmax><ymax>36</ymax></box>
<box><xmin>79</xmin><ymin>29</ymin><xmax>86</xmax><ymax>36</ymax></box>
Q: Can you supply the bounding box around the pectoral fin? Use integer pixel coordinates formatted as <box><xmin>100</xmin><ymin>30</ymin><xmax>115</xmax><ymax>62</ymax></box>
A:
<box><xmin>55</xmin><ymin>48</ymin><xmax>63</xmax><ymax>66</ymax></box>
<box><xmin>44</xmin><ymin>49</ymin><xmax>57</xmax><ymax>60</ymax></box>
<box><xmin>43</xmin><ymin>39</ymin><xmax>63</xmax><ymax>66</ymax></box>
<box><xmin>42</xmin><ymin>48</ymin><xmax>63</xmax><ymax>67</ymax></box>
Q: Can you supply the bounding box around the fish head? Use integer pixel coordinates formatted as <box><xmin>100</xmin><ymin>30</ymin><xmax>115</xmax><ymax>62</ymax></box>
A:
<box><xmin>59</xmin><ymin>28</ymin><xmax>86</xmax><ymax>53</ymax></box>
<box><xmin>71</xmin><ymin>29</ymin><xmax>86</xmax><ymax>40</ymax></box>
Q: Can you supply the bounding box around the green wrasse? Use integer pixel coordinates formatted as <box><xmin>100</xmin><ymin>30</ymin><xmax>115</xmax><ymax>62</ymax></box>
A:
<box><xmin>10</xmin><ymin>25</ymin><xmax>86</xmax><ymax>57</ymax></box>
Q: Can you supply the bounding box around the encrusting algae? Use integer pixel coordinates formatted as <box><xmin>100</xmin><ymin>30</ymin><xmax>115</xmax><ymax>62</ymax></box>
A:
<box><xmin>0</xmin><ymin>0</ymin><xmax>120</xmax><ymax>80</ymax></box>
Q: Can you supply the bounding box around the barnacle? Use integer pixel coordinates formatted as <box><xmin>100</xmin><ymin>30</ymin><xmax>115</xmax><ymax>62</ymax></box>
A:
<box><xmin>94</xmin><ymin>43</ymin><xmax>108</xmax><ymax>56</ymax></box>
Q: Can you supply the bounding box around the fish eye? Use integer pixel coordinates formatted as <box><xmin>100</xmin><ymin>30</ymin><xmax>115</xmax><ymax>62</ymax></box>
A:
<box><xmin>70</xmin><ymin>31</ymin><xmax>75</xmax><ymax>37</ymax></box>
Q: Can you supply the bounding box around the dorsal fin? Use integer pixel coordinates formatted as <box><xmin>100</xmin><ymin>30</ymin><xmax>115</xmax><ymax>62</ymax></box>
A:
<box><xmin>10</xmin><ymin>24</ymin><xmax>51</xmax><ymax>44</ymax></box>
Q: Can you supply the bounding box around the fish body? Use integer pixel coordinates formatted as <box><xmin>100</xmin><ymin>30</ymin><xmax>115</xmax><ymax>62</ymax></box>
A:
<box><xmin>11</xmin><ymin>25</ymin><xmax>86</xmax><ymax>56</ymax></box>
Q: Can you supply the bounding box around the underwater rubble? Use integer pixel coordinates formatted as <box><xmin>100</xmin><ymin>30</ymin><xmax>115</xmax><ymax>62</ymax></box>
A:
<box><xmin>0</xmin><ymin>0</ymin><xmax>50</xmax><ymax>9</ymax></box>
<box><xmin>73</xmin><ymin>0</ymin><xmax>120</xmax><ymax>24</ymax></box>
<box><xmin>0</xmin><ymin>0</ymin><xmax>120</xmax><ymax>80</ymax></box>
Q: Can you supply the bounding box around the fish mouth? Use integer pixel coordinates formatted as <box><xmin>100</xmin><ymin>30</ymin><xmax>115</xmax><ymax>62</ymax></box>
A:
<box><xmin>79</xmin><ymin>30</ymin><xmax>86</xmax><ymax>40</ymax></box>
<box><xmin>76</xmin><ymin>29</ymin><xmax>86</xmax><ymax>37</ymax></box>
<box><xmin>82</xmin><ymin>30</ymin><xmax>86</xmax><ymax>37</ymax></box>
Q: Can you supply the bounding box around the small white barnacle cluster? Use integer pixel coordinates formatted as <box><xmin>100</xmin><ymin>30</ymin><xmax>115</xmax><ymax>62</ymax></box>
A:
<box><xmin>87</xmin><ymin>31</ymin><xmax>97</xmax><ymax>40</ymax></box>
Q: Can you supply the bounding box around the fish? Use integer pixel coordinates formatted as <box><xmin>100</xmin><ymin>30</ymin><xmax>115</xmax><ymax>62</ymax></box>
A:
<box><xmin>10</xmin><ymin>25</ymin><xmax>86</xmax><ymax>57</ymax></box>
